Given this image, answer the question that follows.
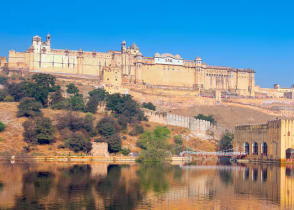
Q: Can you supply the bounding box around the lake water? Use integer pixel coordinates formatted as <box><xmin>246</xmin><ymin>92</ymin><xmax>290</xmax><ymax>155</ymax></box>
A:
<box><xmin>0</xmin><ymin>162</ymin><xmax>293</xmax><ymax>210</ymax></box>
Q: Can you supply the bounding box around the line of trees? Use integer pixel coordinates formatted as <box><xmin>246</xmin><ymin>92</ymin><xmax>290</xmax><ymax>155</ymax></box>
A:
<box><xmin>1</xmin><ymin>73</ymin><xmax>173</xmax><ymax>156</ymax></box>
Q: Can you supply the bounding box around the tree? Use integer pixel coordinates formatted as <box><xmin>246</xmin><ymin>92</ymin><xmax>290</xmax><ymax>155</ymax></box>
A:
<box><xmin>106</xmin><ymin>93</ymin><xmax>145</xmax><ymax>123</ymax></box>
<box><xmin>31</xmin><ymin>73</ymin><xmax>56</xmax><ymax>91</ymax></box>
<box><xmin>195</xmin><ymin>114</ymin><xmax>216</xmax><ymax>125</ymax></box>
<box><xmin>17</xmin><ymin>97</ymin><xmax>42</xmax><ymax>118</ymax></box>
<box><xmin>50</xmin><ymin>86</ymin><xmax>64</xmax><ymax>107</ymax></box>
<box><xmin>142</xmin><ymin>102</ymin><xmax>156</xmax><ymax>111</ymax></box>
<box><xmin>0</xmin><ymin>121</ymin><xmax>5</xmax><ymax>132</ymax></box>
<box><xmin>68</xmin><ymin>95</ymin><xmax>85</xmax><ymax>111</ymax></box>
<box><xmin>0</xmin><ymin>90</ymin><xmax>8</xmax><ymax>101</ymax></box>
<box><xmin>66</xmin><ymin>83</ymin><xmax>79</xmax><ymax>95</ymax></box>
<box><xmin>64</xmin><ymin>133</ymin><xmax>92</xmax><ymax>153</ymax></box>
<box><xmin>85</xmin><ymin>97</ymin><xmax>99</xmax><ymax>114</ymax></box>
<box><xmin>23</xmin><ymin>120</ymin><xmax>36</xmax><ymax>144</ymax></box>
<box><xmin>137</xmin><ymin>126</ymin><xmax>171</xmax><ymax>162</ymax></box>
<box><xmin>96</xmin><ymin>117</ymin><xmax>118</xmax><ymax>137</ymax></box>
<box><xmin>88</xmin><ymin>88</ymin><xmax>108</xmax><ymax>101</ymax></box>
<box><xmin>7</xmin><ymin>82</ymin><xmax>26</xmax><ymax>101</ymax></box>
<box><xmin>22</xmin><ymin>117</ymin><xmax>55</xmax><ymax>144</ymax></box>
<box><xmin>0</xmin><ymin>76</ymin><xmax>8</xmax><ymax>85</ymax></box>
<box><xmin>106</xmin><ymin>135</ymin><xmax>121</xmax><ymax>153</ymax></box>
<box><xmin>129</xmin><ymin>124</ymin><xmax>144</xmax><ymax>136</ymax></box>
<box><xmin>174</xmin><ymin>135</ymin><xmax>183</xmax><ymax>145</ymax></box>
<box><xmin>218</xmin><ymin>130</ymin><xmax>234</xmax><ymax>152</ymax></box>
<box><xmin>86</xmin><ymin>88</ymin><xmax>108</xmax><ymax>113</ymax></box>
<box><xmin>23</xmin><ymin>81</ymin><xmax>49</xmax><ymax>106</ymax></box>
<box><xmin>57</xmin><ymin>112</ymin><xmax>84</xmax><ymax>131</ymax></box>
<box><xmin>34</xmin><ymin>117</ymin><xmax>55</xmax><ymax>144</ymax></box>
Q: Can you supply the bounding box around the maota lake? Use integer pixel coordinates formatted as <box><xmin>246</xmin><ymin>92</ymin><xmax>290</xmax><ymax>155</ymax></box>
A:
<box><xmin>0</xmin><ymin>162</ymin><xmax>293</xmax><ymax>210</ymax></box>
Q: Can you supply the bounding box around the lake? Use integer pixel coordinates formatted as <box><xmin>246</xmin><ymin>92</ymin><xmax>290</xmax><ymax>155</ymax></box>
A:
<box><xmin>0</xmin><ymin>162</ymin><xmax>293</xmax><ymax>210</ymax></box>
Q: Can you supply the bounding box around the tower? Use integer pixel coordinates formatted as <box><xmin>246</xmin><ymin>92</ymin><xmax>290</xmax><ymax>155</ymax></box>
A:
<box><xmin>121</xmin><ymin>40</ymin><xmax>126</xmax><ymax>53</ymax></box>
<box><xmin>46</xmin><ymin>33</ymin><xmax>51</xmax><ymax>48</ymax></box>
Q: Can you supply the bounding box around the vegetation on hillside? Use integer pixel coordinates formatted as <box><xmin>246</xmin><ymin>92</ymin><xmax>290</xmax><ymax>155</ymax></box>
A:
<box><xmin>0</xmin><ymin>73</ymin><xmax>193</xmax><ymax>157</ymax></box>
<box><xmin>142</xmin><ymin>102</ymin><xmax>156</xmax><ymax>111</ymax></box>
<box><xmin>218</xmin><ymin>130</ymin><xmax>234</xmax><ymax>152</ymax></box>
<box><xmin>194</xmin><ymin>114</ymin><xmax>216</xmax><ymax>125</ymax></box>
<box><xmin>23</xmin><ymin>117</ymin><xmax>55</xmax><ymax>145</ymax></box>
<box><xmin>0</xmin><ymin>121</ymin><xmax>5</xmax><ymax>132</ymax></box>
<box><xmin>137</xmin><ymin>126</ymin><xmax>171</xmax><ymax>162</ymax></box>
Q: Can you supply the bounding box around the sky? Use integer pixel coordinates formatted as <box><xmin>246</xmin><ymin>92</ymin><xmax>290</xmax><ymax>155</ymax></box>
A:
<box><xmin>0</xmin><ymin>0</ymin><xmax>293</xmax><ymax>88</ymax></box>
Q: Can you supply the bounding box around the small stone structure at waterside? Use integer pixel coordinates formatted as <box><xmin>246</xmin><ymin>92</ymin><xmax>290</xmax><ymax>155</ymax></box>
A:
<box><xmin>143</xmin><ymin>109</ymin><xmax>213</xmax><ymax>136</ymax></box>
<box><xmin>90</xmin><ymin>142</ymin><xmax>109</xmax><ymax>157</ymax></box>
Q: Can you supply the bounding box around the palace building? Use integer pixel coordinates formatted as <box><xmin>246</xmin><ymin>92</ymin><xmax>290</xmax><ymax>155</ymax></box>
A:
<box><xmin>234</xmin><ymin>119</ymin><xmax>294</xmax><ymax>162</ymax></box>
<box><xmin>7</xmin><ymin>34</ymin><xmax>255</xmax><ymax>96</ymax></box>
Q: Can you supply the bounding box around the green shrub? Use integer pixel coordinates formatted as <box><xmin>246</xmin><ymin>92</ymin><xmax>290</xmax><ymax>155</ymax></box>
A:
<box><xmin>121</xmin><ymin>148</ymin><xmax>130</xmax><ymax>156</ymax></box>
<box><xmin>4</xmin><ymin>95</ymin><xmax>14</xmax><ymax>102</ymax></box>
<box><xmin>142</xmin><ymin>102</ymin><xmax>156</xmax><ymax>111</ymax></box>
<box><xmin>64</xmin><ymin>133</ymin><xmax>92</xmax><ymax>153</ymax></box>
<box><xmin>57</xmin><ymin>112</ymin><xmax>85</xmax><ymax>132</ymax></box>
<box><xmin>22</xmin><ymin>117</ymin><xmax>55</xmax><ymax>144</ymax></box>
<box><xmin>0</xmin><ymin>76</ymin><xmax>8</xmax><ymax>85</ymax></box>
<box><xmin>0</xmin><ymin>90</ymin><xmax>7</xmax><ymax>101</ymax></box>
<box><xmin>17</xmin><ymin>97</ymin><xmax>42</xmax><ymax>118</ymax></box>
<box><xmin>129</xmin><ymin>124</ymin><xmax>144</xmax><ymax>136</ymax></box>
<box><xmin>68</xmin><ymin>95</ymin><xmax>85</xmax><ymax>111</ymax></box>
<box><xmin>66</xmin><ymin>83</ymin><xmax>79</xmax><ymax>95</ymax></box>
<box><xmin>51</xmin><ymin>99</ymin><xmax>69</xmax><ymax>110</ymax></box>
<box><xmin>106</xmin><ymin>135</ymin><xmax>121</xmax><ymax>153</ymax></box>
<box><xmin>195</xmin><ymin>114</ymin><xmax>216</xmax><ymax>125</ymax></box>
<box><xmin>7</xmin><ymin>82</ymin><xmax>26</xmax><ymax>101</ymax></box>
<box><xmin>0</xmin><ymin>122</ymin><xmax>5</xmax><ymax>132</ymax></box>
<box><xmin>174</xmin><ymin>135</ymin><xmax>183</xmax><ymax>145</ymax></box>
<box><xmin>96</xmin><ymin>117</ymin><xmax>119</xmax><ymax>137</ymax></box>
<box><xmin>106</xmin><ymin>93</ymin><xmax>146</xmax><ymax>123</ymax></box>
<box><xmin>218</xmin><ymin>130</ymin><xmax>234</xmax><ymax>152</ymax></box>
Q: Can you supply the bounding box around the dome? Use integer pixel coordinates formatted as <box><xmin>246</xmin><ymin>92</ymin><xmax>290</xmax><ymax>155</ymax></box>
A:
<box><xmin>154</xmin><ymin>52</ymin><xmax>160</xmax><ymax>57</ymax></box>
<box><xmin>121</xmin><ymin>40</ymin><xmax>126</xmax><ymax>45</ymax></box>
<box><xmin>136</xmin><ymin>52</ymin><xmax>143</xmax><ymax>56</ymax></box>
<box><xmin>131</xmin><ymin>43</ymin><xmax>139</xmax><ymax>50</ymax></box>
<box><xmin>175</xmin><ymin>54</ymin><xmax>182</xmax><ymax>59</ymax></box>
<box><xmin>33</xmin><ymin>35</ymin><xmax>41</xmax><ymax>41</ymax></box>
<box><xmin>196</xmin><ymin>57</ymin><xmax>202</xmax><ymax>61</ymax></box>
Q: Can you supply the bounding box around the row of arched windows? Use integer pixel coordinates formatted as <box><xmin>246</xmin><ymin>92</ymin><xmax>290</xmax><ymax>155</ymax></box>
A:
<box><xmin>244</xmin><ymin>142</ymin><xmax>268</xmax><ymax>156</ymax></box>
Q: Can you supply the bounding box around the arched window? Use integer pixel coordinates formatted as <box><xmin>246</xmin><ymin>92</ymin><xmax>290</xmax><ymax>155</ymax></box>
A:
<box><xmin>286</xmin><ymin>148</ymin><xmax>294</xmax><ymax>159</ymax></box>
<box><xmin>244</xmin><ymin>142</ymin><xmax>250</xmax><ymax>154</ymax></box>
<box><xmin>252</xmin><ymin>168</ymin><xmax>258</xmax><ymax>181</ymax></box>
<box><xmin>262</xmin><ymin>142</ymin><xmax>268</xmax><ymax>156</ymax></box>
<box><xmin>261</xmin><ymin>168</ymin><xmax>267</xmax><ymax>182</ymax></box>
<box><xmin>253</xmin><ymin>142</ymin><xmax>258</xmax><ymax>155</ymax></box>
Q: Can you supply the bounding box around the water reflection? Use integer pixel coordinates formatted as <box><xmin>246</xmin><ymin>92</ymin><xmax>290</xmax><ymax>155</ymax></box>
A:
<box><xmin>1</xmin><ymin>163</ymin><xmax>294</xmax><ymax>209</ymax></box>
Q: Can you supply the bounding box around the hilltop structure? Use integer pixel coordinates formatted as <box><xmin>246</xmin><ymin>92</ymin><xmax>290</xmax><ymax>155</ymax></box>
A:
<box><xmin>234</xmin><ymin>119</ymin><xmax>294</xmax><ymax>162</ymax></box>
<box><xmin>7</xmin><ymin>34</ymin><xmax>255</xmax><ymax>96</ymax></box>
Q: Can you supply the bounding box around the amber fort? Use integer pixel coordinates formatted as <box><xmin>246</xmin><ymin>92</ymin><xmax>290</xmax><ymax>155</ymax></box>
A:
<box><xmin>2</xmin><ymin>34</ymin><xmax>256</xmax><ymax>96</ymax></box>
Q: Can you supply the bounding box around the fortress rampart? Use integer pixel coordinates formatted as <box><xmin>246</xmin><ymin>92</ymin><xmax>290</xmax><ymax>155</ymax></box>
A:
<box><xmin>143</xmin><ymin>109</ymin><xmax>213</xmax><ymax>135</ymax></box>
<box><xmin>6</xmin><ymin>34</ymin><xmax>255</xmax><ymax>96</ymax></box>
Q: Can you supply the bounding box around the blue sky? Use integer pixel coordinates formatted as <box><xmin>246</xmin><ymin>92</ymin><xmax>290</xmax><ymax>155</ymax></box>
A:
<box><xmin>0</xmin><ymin>0</ymin><xmax>293</xmax><ymax>87</ymax></box>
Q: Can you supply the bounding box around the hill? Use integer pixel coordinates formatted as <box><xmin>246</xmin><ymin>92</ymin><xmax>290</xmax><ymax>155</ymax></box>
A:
<box><xmin>0</xmin><ymin>102</ymin><xmax>216</xmax><ymax>156</ymax></box>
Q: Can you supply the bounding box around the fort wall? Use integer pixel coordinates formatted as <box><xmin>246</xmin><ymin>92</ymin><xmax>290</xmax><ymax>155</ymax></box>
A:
<box><xmin>234</xmin><ymin>119</ymin><xmax>294</xmax><ymax>161</ymax></box>
<box><xmin>7</xmin><ymin>34</ymin><xmax>255</xmax><ymax>96</ymax></box>
<box><xmin>144</xmin><ymin>109</ymin><xmax>213</xmax><ymax>135</ymax></box>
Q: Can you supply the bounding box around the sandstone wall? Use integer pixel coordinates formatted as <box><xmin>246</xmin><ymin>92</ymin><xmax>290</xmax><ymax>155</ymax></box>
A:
<box><xmin>144</xmin><ymin>109</ymin><xmax>213</xmax><ymax>135</ymax></box>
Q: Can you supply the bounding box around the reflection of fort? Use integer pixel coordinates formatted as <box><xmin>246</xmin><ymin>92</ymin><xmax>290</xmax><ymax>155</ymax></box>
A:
<box><xmin>0</xmin><ymin>163</ymin><xmax>293</xmax><ymax>210</ymax></box>
<box><xmin>234</xmin><ymin>164</ymin><xmax>294</xmax><ymax>210</ymax></box>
